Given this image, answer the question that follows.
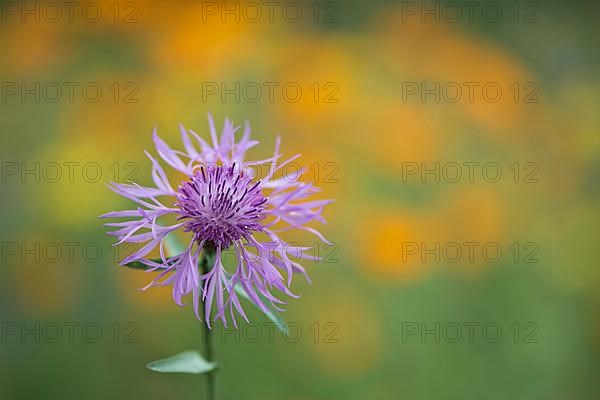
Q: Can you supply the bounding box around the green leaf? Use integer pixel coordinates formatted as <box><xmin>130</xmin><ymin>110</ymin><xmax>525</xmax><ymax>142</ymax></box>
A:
<box><xmin>122</xmin><ymin>259</ymin><xmax>160</xmax><ymax>270</ymax></box>
<box><xmin>234</xmin><ymin>283</ymin><xmax>288</xmax><ymax>332</ymax></box>
<box><xmin>122</xmin><ymin>234</ymin><xmax>184</xmax><ymax>270</ymax></box>
<box><xmin>146</xmin><ymin>350</ymin><xmax>217</xmax><ymax>374</ymax></box>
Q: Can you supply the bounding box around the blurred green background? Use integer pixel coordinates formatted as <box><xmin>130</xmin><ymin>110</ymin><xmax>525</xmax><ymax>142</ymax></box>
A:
<box><xmin>1</xmin><ymin>0</ymin><xmax>599</xmax><ymax>399</ymax></box>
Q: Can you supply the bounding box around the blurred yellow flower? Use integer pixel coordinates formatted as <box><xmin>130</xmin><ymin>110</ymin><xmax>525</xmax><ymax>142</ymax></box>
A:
<box><xmin>146</xmin><ymin>2</ymin><xmax>262</xmax><ymax>75</ymax></box>
<box><xmin>272</xmin><ymin>35</ymin><xmax>361</xmax><ymax>134</ymax></box>
<box><xmin>115</xmin><ymin>268</ymin><xmax>173</xmax><ymax>312</ymax></box>
<box><xmin>357</xmin><ymin>210</ymin><xmax>441</xmax><ymax>282</ymax></box>
<box><xmin>365</xmin><ymin>101</ymin><xmax>441</xmax><ymax>169</ymax></box>
<box><xmin>0</xmin><ymin>22</ymin><xmax>70</xmax><ymax>76</ymax></box>
<box><xmin>377</xmin><ymin>9</ymin><xmax>539</xmax><ymax>136</ymax></box>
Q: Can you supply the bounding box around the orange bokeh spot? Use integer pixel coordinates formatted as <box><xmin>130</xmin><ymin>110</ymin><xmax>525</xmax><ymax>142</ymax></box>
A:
<box><xmin>115</xmin><ymin>267</ymin><xmax>173</xmax><ymax>312</ymax></box>
<box><xmin>357</xmin><ymin>211</ymin><xmax>442</xmax><ymax>282</ymax></box>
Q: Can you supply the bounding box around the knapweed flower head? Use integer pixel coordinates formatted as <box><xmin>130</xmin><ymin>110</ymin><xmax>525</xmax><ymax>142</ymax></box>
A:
<box><xmin>102</xmin><ymin>115</ymin><xmax>332</xmax><ymax>328</ymax></box>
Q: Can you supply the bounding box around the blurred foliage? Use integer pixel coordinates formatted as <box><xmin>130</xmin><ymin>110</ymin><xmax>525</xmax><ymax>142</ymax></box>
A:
<box><xmin>0</xmin><ymin>0</ymin><xmax>599</xmax><ymax>399</ymax></box>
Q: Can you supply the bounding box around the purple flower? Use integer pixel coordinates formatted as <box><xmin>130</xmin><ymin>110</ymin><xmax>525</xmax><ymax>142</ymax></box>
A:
<box><xmin>102</xmin><ymin>115</ymin><xmax>332</xmax><ymax>328</ymax></box>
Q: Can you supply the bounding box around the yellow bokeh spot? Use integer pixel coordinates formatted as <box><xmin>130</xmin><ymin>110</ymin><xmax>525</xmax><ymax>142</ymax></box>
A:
<box><xmin>357</xmin><ymin>210</ymin><xmax>443</xmax><ymax>282</ymax></box>
<box><xmin>115</xmin><ymin>267</ymin><xmax>173</xmax><ymax>312</ymax></box>
<box><xmin>377</xmin><ymin>9</ymin><xmax>539</xmax><ymax>136</ymax></box>
<box><xmin>367</xmin><ymin>102</ymin><xmax>441</xmax><ymax>169</ymax></box>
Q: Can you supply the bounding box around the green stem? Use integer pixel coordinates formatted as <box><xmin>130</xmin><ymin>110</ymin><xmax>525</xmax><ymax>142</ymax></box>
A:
<box><xmin>200</xmin><ymin>249</ymin><xmax>216</xmax><ymax>400</ymax></box>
